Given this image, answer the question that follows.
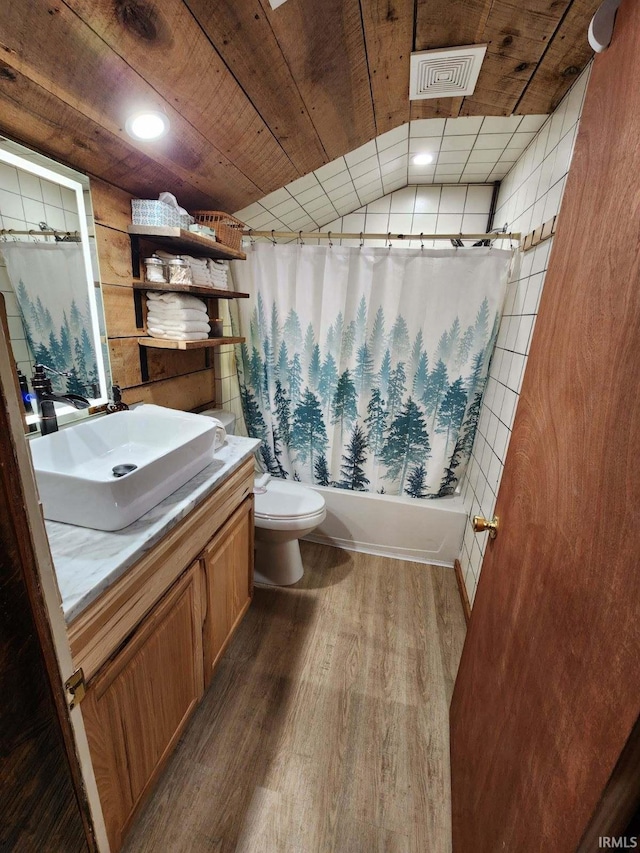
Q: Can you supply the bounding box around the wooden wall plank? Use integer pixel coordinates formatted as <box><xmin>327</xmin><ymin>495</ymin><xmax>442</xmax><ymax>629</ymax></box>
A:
<box><xmin>90</xmin><ymin>178</ymin><xmax>133</xmax><ymax>233</ymax></box>
<box><xmin>63</xmin><ymin>0</ymin><xmax>298</xmax><ymax>194</ymax></box>
<box><xmin>121</xmin><ymin>370</ymin><xmax>216</xmax><ymax>410</ymax></box>
<box><xmin>0</xmin><ymin>5</ymin><xmax>268</xmax><ymax>207</ymax></box>
<box><xmin>0</xmin><ymin>63</ymin><xmax>246</xmax><ymax>211</ymax></box>
<box><xmin>102</xmin><ymin>285</ymin><xmax>140</xmax><ymax>339</ymax></box>
<box><xmin>259</xmin><ymin>0</ymin><xmax>377</xmax><ymax>159</ymax></box>
<box><xmin>414</xmin><ymin>0</ymin><xmax>491</xmax><ymax>50</ymax></box>
<box><xmin>95</xmin><ymin>226</ymin><xmax>133</xmax><ymax>287</ymax></box>
<box><xmin>460</xmin><ymin>0</ymin><xmax>574</xmax><ymax>117</ymax></box>
<box><xmin>410</xmin><ymin>98</ymin><xmax>464</xmax><ymax>120</ymax></box>
<box><xmin>359</xmin><ymin>0</ymin><xmax>415</xmax><ymax>134</ymax></box>
<box><xmin>109</xmin><ymin>338</ymin><xmax>207</xmax><ymax>389</ymax></box>
<box><xmin>182</xmin><ymin>0</ymin><xmax>328</xmax><ymax>174</ymax></box>
<box><xmin>516</xmin><ymin>0</ymin><xmax>599</xmax><ymax>114</ymax></box>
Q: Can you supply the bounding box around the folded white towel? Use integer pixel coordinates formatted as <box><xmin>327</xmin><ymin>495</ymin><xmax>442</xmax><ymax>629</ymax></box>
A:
<box><xmin>145</xmin><ymin>305</ymin><xmax>209</xmax><ymax>322</ymax></box>
<box><xmin>147</xmin><ymin>327</ymin><xmax>210</xmax><ymax>341</ymax></box>
<box><xmin>147</xmin><ymin>292</ymin><xmax>208</xmax><ymax>312</ymax></box>
<box><xmin>147</xmin><ymin>317</ymin><xmax>210</xmax><ymax>333</ymax></box>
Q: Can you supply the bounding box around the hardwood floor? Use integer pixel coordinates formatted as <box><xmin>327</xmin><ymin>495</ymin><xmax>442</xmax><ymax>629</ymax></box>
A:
<box><xmin>123</xmin><ymin>542</ymin><xmax>466</xmax><ymax>853</ymax></box>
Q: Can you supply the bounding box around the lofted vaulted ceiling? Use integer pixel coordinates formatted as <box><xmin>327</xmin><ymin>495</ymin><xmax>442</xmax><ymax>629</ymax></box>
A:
<box><xmin>0</xmin><ymin>0</ymin><xmax>598</xmax><ymax>213</ymax></box>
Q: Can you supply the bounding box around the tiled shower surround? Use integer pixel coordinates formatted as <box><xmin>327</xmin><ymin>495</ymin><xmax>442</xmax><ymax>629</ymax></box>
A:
<box><xmin>457</xmin><ymin>64</ymin><xmax>592</xmax><ymax>605</ymax></box>
<box><xmin>219</xmin><ymin>181</ymin><xmax>496</xmax><ymax>431</ymax></box>
<box><xmin>220</xmin><ymin>64</ymin><xmax>592</xmax><ymax>602</ymax></box>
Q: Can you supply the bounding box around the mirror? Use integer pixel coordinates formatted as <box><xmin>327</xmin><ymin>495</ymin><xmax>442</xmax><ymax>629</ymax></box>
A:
<box><xmin>0</xmin><ymin>137</ymin><xmax>112</xmax><ymax>432</ymax></box>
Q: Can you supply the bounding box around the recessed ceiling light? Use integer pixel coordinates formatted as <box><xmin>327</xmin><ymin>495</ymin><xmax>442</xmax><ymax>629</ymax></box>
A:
<box><xmin>412</xmin><ymin>153</ymin><xmax>434</xmax><ymax>166</ymax></box>
<box><xmin>125</xmin><ymin>110</ymin><xmax>170</xmax><ymax>141</ymax></box>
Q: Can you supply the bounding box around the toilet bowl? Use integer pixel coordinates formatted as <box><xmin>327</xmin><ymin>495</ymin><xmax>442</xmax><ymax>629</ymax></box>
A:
<box><xmin>253</xmin><ymin>478</ymin><xmax>326</xmax><ymax>586</ymax></box>
<box><xmin>199</xmin><ymin>408</ymin><xmax>325</xmax><ymax>586</ymax></box>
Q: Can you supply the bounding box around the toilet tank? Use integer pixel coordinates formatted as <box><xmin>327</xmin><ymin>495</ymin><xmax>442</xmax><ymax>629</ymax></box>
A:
<box><xmin>200</xmin><ymin>408</ymin><xmax>236</xmax><ymax>435</ymax></box>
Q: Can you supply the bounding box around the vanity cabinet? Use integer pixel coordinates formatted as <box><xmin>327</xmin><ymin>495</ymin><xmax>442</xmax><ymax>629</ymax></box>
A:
<box><xmin>202</xmin><ymin>498</ymin><xmax>254</xmax><ymax>686</ymax></box>
<box><xmin>70</xmin><ymin>458</ymin><xmax>255</xmax><ymax>851</ymax></box>
<box><xmin>82</xmin><ymin>564</ymin><xmax>204</xmax><ymax>851</ymax></box>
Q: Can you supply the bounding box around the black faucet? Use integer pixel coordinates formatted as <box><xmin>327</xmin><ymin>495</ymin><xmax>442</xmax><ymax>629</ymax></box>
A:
<box><xmin>31</xmin><ymin>364</ymin><xmax>91</xmax><ymax>436</ymax></box>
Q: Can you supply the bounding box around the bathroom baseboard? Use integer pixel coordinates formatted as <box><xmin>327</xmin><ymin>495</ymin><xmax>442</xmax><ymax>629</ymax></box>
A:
<box><xmin>454</xmin><ymin>559</ymin><xmax>471</xmax><ymax>624</ymax></box>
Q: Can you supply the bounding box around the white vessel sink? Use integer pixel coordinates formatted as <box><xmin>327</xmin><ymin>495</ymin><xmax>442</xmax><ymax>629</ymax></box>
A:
<box><xmin>30</xmin><ymin>405</ymin><xmax>223</xmax><ymax>531</ymax></box>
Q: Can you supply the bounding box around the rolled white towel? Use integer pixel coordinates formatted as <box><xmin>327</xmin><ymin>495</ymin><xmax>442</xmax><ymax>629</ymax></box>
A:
<box><xmin>146</xmin><ymin>305</ymin><xmax>210</xmax><ymax>322</ymax></box>
<box><xmin>147</xmin><ymin>292</ymin><xmax>208</xmax><ymax>312</ymax></box>
<box><xmin>147</xmin><ymin>317</ymin><xmax>210</xmax><ymax>333</ymax></box>
<box><xmin>147</xmin><ymin>327</ymin><xmax>210</xmax><ymax>341</ymax></box>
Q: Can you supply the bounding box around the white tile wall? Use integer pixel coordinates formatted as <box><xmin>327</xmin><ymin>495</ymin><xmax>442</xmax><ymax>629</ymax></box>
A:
<box><xmin>457</xmin><ymin>63</ymin><xmax>592</xmax><ymax>606</ymax></box>
<box><xmin>234</xmin><ymin>115</ymin><xmax>547</xmax><ymax>231</ymax></box>
<box><xmin>310</xmin><ymin>183</ymin><xmax>494</xmax><ymax>248</ymax></box>
<box><xmin>218</xmin><ymin>182</ymin><xmax>494</xmax><ymax>432</ymax></box>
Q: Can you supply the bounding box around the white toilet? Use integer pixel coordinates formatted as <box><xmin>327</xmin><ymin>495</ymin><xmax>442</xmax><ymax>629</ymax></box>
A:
<box><xmin>201</xmin><ymin>408</ymin><xmax>326</xmax><ymax>586</ymax></box>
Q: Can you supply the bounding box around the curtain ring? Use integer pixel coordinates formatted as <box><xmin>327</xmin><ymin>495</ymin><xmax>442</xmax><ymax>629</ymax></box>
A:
<box><xmin>386</xmin><ymin>232</ymin><xmax>392</xmax><ymax>249</ymax></box>
<box><xmin>420</xmin><ymin>232</ymin><xmax>424</xmax><ymax>250</ymax></box>
<box><xmin>298</xmin><ymin>230</ymin><xmax>304</xmax><ymax>245</ymax></box>
<box><xmin>328</xmin><ymin>231</ymin><xmax>333</xmax><ymax>248</ymax></box>
<box><xmin>28</xmin><ymin>229</ymin><xmax>38</xmax><ymax>243</ymax></box>
<box><xmin>248</xmin><ymin>228</ymin><xmax>255</xmax><ymax>245</ymax></box>
<box><xmin>359</xmin><ymin>232</ymin><xmax>364</xmax><ymax>249</ymax></box>
<box><xmin>509</xmin><ymin>232</ymin><xmax>514</xmax><ymax>250</ymax></box>
<box><xmin>271</xmin><ymin>230</ymin><xmax>276</xmax><ymax>245</ymax></box>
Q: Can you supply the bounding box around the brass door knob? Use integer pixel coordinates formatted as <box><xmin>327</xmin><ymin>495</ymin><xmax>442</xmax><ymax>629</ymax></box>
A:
<box><xmin>472</xmin><ymin>515</ymin><xmax>499</xmax><ymax>539</ymax></box>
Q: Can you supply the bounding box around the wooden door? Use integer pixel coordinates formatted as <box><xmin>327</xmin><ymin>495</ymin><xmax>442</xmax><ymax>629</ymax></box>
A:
<box><xmin>0</xmin><ymin>295</ymin><xmax>93</xmax><ymax>851</ymax></box>
<box><xmin>82</xmin><ymin>564</ymin><xmax>204</xmax><ymax>851</ymax></box>
<box><xmin>450</xmin><ymin>1</ymin><xmax>640</xmax><ymax>850</ymax></box>
<box><xmin>202</xmin><ymin>496</ymin><xmax>254</xmax><ymax>686</ymax></box>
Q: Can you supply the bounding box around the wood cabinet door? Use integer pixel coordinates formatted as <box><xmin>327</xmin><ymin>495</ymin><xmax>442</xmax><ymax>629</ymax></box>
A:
<box><xmin>202</xmin><ymin>496</ymin><xmax>254</xmax><ymax>686</ymax></box>
<box><xmin>82</xmin><ymin>564</ymin><xmax>204</xmax><ymax>852</ymax></box>
<box><xmin>450</xmin><ymin>2</ymin><xmax>640</xmax><ymax>850</ymax></box>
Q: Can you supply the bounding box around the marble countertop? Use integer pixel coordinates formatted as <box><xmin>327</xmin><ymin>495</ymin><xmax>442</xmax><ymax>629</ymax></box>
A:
<box><xmin>47</xmin><ymin>435</ymin><xmax>260</xmax><ymax>624</ymax></box>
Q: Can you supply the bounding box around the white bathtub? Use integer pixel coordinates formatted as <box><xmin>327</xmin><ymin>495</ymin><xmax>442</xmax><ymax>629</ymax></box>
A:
<box><xmin>304</xmin><ymin>486</ymin><xmax>466</xmax><ymax>567</ymax></box>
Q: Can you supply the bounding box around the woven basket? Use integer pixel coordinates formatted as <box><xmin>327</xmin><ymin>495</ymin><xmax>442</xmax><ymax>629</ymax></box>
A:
<box><xmin>191</xmin><ymin>211</ymin><xmax>245</xmax><ymax>252</ymax></box>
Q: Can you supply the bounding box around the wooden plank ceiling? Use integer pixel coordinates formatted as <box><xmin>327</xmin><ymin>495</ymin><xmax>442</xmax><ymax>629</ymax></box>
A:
<box><xmin>0</xmin><ymin>0</ymin><xmax>598</xmax><ymax>213</ymax></box>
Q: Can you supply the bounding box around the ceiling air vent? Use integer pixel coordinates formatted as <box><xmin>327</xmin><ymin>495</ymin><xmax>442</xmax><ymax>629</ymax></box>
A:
<box><xmin>409</xmin><ymin>45</ymin><xmax>487</xmax><ymax>100</ymax></box>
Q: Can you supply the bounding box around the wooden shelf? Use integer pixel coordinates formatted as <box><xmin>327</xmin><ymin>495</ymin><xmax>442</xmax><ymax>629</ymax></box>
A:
<box><xmin>133</xmin><ymin>282</ymin><xmax>249</xmax><ymax>299</ymax></box>
<box><xmin>137</xmin><ymin>336</ymin><xmax>245</xmax><ymax>351</ymax></box>
<box><xmin>128</xmin><ymin>225</ymin><xmax>246</xmax><ymax>262</ymax></box>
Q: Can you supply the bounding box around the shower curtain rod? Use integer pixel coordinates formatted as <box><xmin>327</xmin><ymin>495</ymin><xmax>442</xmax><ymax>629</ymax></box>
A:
<box><xmin>244</xmin><ymin>229</ymin><xmax>521</xmax><ymax>244</ymax></box>
<box><xmin>0</xmin><ymin>228</ymin><xmax>80</xmax><ymax>240</ymax></box>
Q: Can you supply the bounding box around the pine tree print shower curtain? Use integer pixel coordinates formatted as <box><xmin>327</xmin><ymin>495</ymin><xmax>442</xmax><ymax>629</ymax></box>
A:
<box><xmin>232</xmin><ymin>243</ymin><xmax>511</xmax><ymax>498</ymax></box>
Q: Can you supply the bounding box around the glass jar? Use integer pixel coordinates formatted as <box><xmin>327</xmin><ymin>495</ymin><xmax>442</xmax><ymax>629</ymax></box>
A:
<box><xmin>211</xmin><ymin>318</ymin><xmax>224</xmax><ymax>337</ymax></box>
<box><xmin>167</xmin><ymin>257</ymin><xmax>193</xmax><ymax>285</ymax></box>
<box><xmin>143</xmin><ymin>255</ymin><xmax>167</xmax><ymax>284</ymax></box>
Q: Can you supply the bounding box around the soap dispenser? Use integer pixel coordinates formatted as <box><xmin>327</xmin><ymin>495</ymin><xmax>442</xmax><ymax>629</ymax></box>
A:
<box><xmin>106</xmin><ymin>385</ymin><xmax>129</xmax><ymax>413</ymax></box>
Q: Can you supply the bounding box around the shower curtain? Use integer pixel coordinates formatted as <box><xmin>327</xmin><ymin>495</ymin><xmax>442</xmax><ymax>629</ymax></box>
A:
<box><xmin>232</xmin><ymin>243</ymin><xmax>511</xmax><ymax>499</ymax></box>
<box><xmin>2</xmin><ymin>242</ymin><xmax>99</xmax><ymax>397</ymax></box>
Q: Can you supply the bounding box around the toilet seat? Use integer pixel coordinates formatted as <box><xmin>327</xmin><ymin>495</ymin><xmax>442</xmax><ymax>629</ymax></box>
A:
<box><xmin>254</xmin><ymin>480</ymin><xmax>326</xmax><ymax>531</ymax></box>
